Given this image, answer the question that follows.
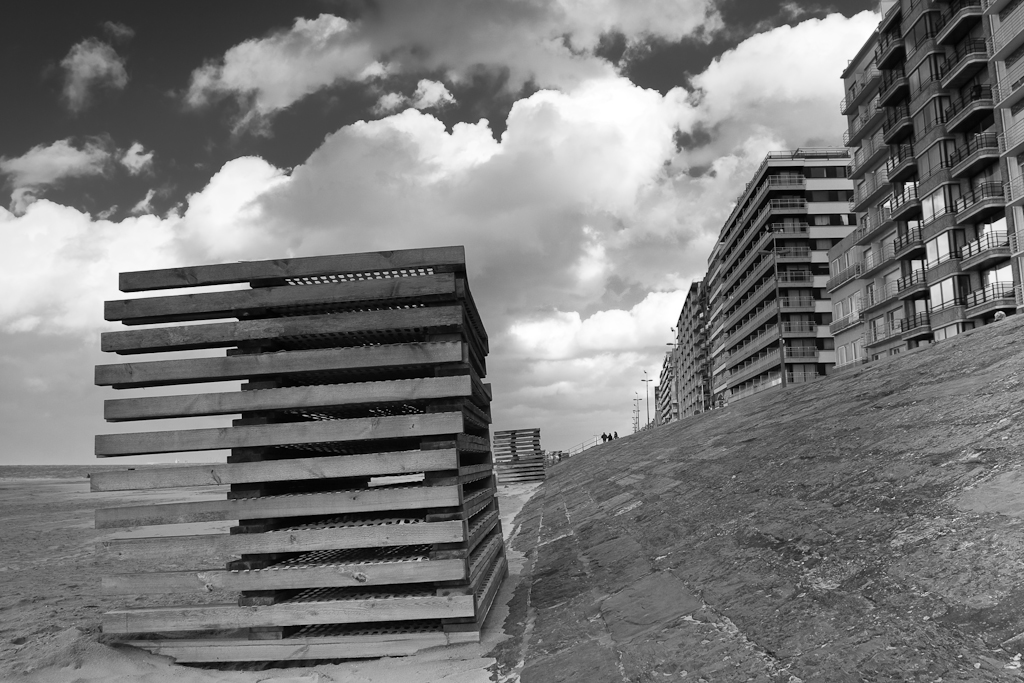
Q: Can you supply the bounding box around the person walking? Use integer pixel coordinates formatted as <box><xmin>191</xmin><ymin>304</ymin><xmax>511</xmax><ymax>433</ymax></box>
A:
<box><xmin>613</xmin><ymin>431</ymin><xmax>618</xmax><ymax>439</ymax></box>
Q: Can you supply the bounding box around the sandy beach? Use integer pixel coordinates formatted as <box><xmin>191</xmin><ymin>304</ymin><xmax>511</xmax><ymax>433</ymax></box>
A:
<box><xmin>0</xmin><ymin>475</ymin><xmax>541</xmax><ymax>682</ymax></box>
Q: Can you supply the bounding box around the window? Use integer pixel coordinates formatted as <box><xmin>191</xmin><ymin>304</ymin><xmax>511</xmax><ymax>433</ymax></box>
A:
<box><xmin>928</xmin><ymin>275</ymin><xmax>969</xmax><ymax>312</ymax></box>
<box><xmin>815</xmin><ymin>215</ymin><xmax>830</xmax><ymax>226</ymax></box>
<box><xmin>984</xmin><ymin>263</ymin><xmax>1013</xmax><ymax>286</ymax></box>
<box><xmin>925</xmin><ymin>229</ymin><xmax>965</xmax><ymax>266</ymax></box>
<box><xmin>979</xmin><ymin>216</ymin><xmax>1007</xmax><ymax>238</ymax></box>
<box><xmin>837</xmin><ymin>345</ymin><xmax>848</xmax><ymax>366</ymax></box>
<box><xmin>809</xmin><ymin>190</ymin><xmax>854</xmax><ymax>202</ymax></box>
<box><xmin>806</xmin><ymin>166</ymin><xmax>848</xmax><ymax>178</ymax></box>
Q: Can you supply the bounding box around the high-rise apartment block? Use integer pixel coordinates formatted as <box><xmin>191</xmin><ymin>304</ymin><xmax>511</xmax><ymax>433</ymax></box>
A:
<box><xmin>829</xmin><ymin>0</ymin><xmax>1021</xmax><ymax>369</ymax></box>
<box><xmin>676</xmin><ymin>149</ymin><xmax>856</xmax><ymax>406</ymax></box>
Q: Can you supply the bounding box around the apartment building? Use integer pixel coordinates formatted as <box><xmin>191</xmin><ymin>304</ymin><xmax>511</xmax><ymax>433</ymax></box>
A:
<box><xmin>699</xmin><ymin>149</ymin><xmax>855</xmax><ymax>405</ymax></box>
<box><xmin>656</xmin><ymin>350</ymin><xmax>678</xmax><ymax>425</ymax></box>
<box><xmin>830</xmin><ymin>0</ymin><xmax>1019</xmax><ymax>370</ymax></box>
<box><xmin>668</xmin><ymin>281</ymin><xmax>712</xmax><ymax>418</ymax></box>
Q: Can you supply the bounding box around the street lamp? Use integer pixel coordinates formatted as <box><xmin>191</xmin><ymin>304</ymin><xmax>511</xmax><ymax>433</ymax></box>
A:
<box><xmin>641</xmin><ymin>370</ymin><xmax>652</xmax><ymax>428</ymax></box>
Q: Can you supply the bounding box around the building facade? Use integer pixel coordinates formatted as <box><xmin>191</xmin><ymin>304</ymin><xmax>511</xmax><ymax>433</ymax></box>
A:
<box><xmin>830</xmin><ymin>0</ymin><xmax>1020</xmax><ymax>370</ymax></box>
<box><xmin>700</xmin><ymin>149</ymin><xmax>855</xmax><ymax>405</ymax></box>
<box><xmin>672</xmin><ymin>281</ymin><xmax>712</xmax><ymax>417</ymax></box>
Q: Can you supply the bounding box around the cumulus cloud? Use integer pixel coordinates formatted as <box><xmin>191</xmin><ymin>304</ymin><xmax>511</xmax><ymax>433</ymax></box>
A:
<box><xmin>61</xmin><ymin>38</ymin><xmax>128</xmax><ymax>112</ymax></box>
<box><xmin>186</xmin><ymin>1</ymin><xmax>722</xmax><ymax>129</ymax></box>
<box><xmin>376</xmin><ymin>79</ymin><xmax>455</xmax><ymax>113</ymax></box>
<box><xmin>0</xmin><ymin>139</ymin><xmax>112</xmax><ymax>213</ymax></box>
<box><xmin>120</xmin><ymin>142</ymin><xmax>154</xmax><ymax>174</ymax></box>
<box><xmin>4</xmin><ymin>12</ymin><xmax>877</xmax><ymax>446</ymax></box>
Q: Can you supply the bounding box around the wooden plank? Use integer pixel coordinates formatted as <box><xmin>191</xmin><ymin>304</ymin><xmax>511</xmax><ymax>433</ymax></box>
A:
<box><xmin>96</xmin><ymin>341</ymin><xmax>466</xmax><ymax>389</ymax></box>
<box><xmin>107</xmin><ymin>273</ymin><xmax>458</xmax><ymax>324</ymax></box>
<box><xmin>103</xmin><ymin>558</ymin><xmax>467</xmax><ymax>595</ymax></box>
<box><xmin>91</xmin><ymin>449</ymin><xmax>459</xmax><ymax>492</ymax></box>
<box><xmin>99</xmin><ymin>520</ymin><xmax>465</xmax><ymax>561</ymax></box>
<box><xmin>119</xmin><ymin>246</ymin><xmax>467</xmax><ymax>292</ymax></box>
<box><xmin>95</xmin><ymin>485</ymin><xmax>460</xmax><ymax>528</ymax></box>
<box><xmin>124</xmin><ymin>630</ymin><xmax>478</xmax><ymax>663</ymax></box>
<box><xmin>102</xmin><ymin>594</ymin><xmax>476</xmax><ymax>633</ymax></box>
<box><xmin>101</xmin><ymin>306</ymin><xmax>466</xmax><ymax>355</ymax></box>
<box><xmin>96</xmin><ymin>411</ymin><xmax>465</xmax><ymax>457</ymax></box>
<box><xmin>104</xmin><ymin>375</ymin><xmax>474</xmax><ymax>422</ymax></box>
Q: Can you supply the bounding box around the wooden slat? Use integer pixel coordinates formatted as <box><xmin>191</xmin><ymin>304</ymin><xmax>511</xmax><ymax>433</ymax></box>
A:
<box><xmin>99</xmin><ymin>520</ymin><xmax>465</xmax><ymax>561</ymax></box>
<box><xmin>107</xmin><ymin>273</ymin><xmax>460</xmax><ymax>325</ymax></box>
<box><xmin>102</xmin><ymin>594</ymin><xmax>476</xmax><ymax>633</ymax></box>
<box><xmin>105</xmin><ymin>375</ymin><xmax>474</xmax><ymax>422</ymax></box>
<box><xmin>95</xmin><ymin>485</ymin><xmax>460</xmax><ymax>529</ymax></box>
<box><xmin>119</xmin><ymin>246</ymin><xmax>467</xmax><ymax>292</ymax></box>
<box><xmin>90</xmin><ymin>449</ymin><xmax>459</xmax><ymax>492</ymax></box>
<box><xmin>95</xmin><ymin>341</ymin><xmax>466</xmax><ymax>389</ymax></box>
<box><xmin>125</xmin><ymin>630</ymin><xmax>478</xmax><ymax>663</ymax></box>
<box><xmin>96</xmin><ymin>411</ymin><xmax>465</xmax><ymax>457</ymax></box>
<box><xmin>103</xmin><ymin>558</ymin><xmax>466</xmax><ymax>595</ymax></box>
<box><xmin>101</xmin><ymin>306</ymin><xmax>467</xmax><ymax>355</ymax></box>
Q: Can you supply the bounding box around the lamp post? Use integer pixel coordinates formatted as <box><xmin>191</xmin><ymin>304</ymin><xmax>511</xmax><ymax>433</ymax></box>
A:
<box><xmin>633</xmin><ymin>393</ymin><xmax>641</xmax><ymax>433</ymax></box>
<box><xmin>641</xmin><ymin>370</ymin><xmax>652</xmax><ymax>428</ymax></box>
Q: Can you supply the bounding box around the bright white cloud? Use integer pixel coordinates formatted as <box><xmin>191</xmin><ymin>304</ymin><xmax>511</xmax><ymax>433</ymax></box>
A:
<box><xmin>0</xmin><ymin>139</ymin><xmax>112</xmax><ymax>213</ymax></box>
<box><xmin>186</xmin><ymin>1</ymin><xmax>722</xmax><ymax>128</ymax></box>
<box><xmin>187</xmin><ymin>14</ymin><xmax>386</xmax><ymax>130</ymax></box>
<box><xmin>120</xmin><ymin>142</ymin><xmax>154</xmax><ymax>175</ymax></box>
<box><xmin>376</xmin><ymin>79</ymin><xmax>456</xmax><ymax>114</ymax></box>
<box><xmin>61</xmin><ymin>38</ymin><xmax>128</xmax><ymax>112</ymax></box>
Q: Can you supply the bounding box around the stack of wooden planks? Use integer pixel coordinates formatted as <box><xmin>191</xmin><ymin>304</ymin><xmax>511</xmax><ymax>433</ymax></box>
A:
<box><xmin>491</xmin><ymin>428</ymin><xmax>546</xmax><ymax>483</ymax></box>
<box><xmin>92</xmin><ymin>246</ymin><xmax>507</xmax><ymax>663</ymax></box>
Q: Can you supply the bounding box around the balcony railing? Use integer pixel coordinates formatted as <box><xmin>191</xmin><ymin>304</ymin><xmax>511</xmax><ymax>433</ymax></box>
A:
<box><xmin>778</xmin><ymin>296</ymin><xmax>815</xmax><ymax>310</ymax></box>
<box><xmin>854</xmin><ymin>169</ymin><xmax>890</xmax><ymax>208</ymax></box>
<box><xmin>783</xmin><ymin>346</ymin><xmax>819</xmax><ymax>359</ymax></box>
<box><xmin>781</xmin><ymin>321</ymin><xmax>817</xmax><ymax>334</ymax></box>
<box><xmin>894</xmin><ymin>227</ymin><xmax>923</xmax><ymax>253</ymax></box>
<box><xmin>828</xmin><ymin>261</ymin><xmax>863</xmax><ymax>291</ymax></box>
<box><xmin>938</xmin><ymin>38</ymin><xmax>989</xmax><ymax>84</ymax></box>
<box><xmin>991</xmin><ymin>1</ymin><xmax>1024</xmax><ymax>59</ymax></box>
<box><xmin>897</xmin><ymin>267</ymin><xmax>928</xmax><ymax>293</ymax></box>
<box><xmin>892</xmin><ymin>183</ymin><xmax>920</xmax><ymax>211</ymax></box>
<box><xmin>1006</xmin><ymin>175</ymin><xmax>1024</xmax><ymax>206</ymax></box>
<box><xmin>954</xmin><ymin>181</ymin><xmax>1005</xmax><ymax>214</ymax></box>
<box><xmin>829</xmin><ymin>311</ymin><xmax>863</xmax><ymax>335</ymax></box>
<box><xmin>900</xmin><ymin>311</ymin><xmax>931</xmax><ymax>333</ymax></box>
<box><xmin>961</xmin><ymin>231</ymin><xmax>1009</xmax><ymax>259</ymax></box>
<box><xmin>950</xmin><ymin>132</ymin><xmax>999</xmax><ymax>171</ymax></box>
<box><xmin>882</xmin><ymin>104</ymin><xmax>912</xmax><ymax>138</ymax></box>
<box><xmin>777</xmin><ymin>270</ymin><xmax>814</xmax><ymax>284</ymax></box>
<box><xmin>967</xmin><ymin>282</ymin><xmax>1015</xmax><ymax>307</ymax></box>
<box><xmin>841</xmin><ymin>66</ymin><xmax>882</xmax><ymax>114</ymax></box>
<box><xmin>868</xmin><ymin>320</ymin><xmax>903</xmax><ymax>344</ymax></box>
<box><xmin>863</xmin><ymin>243</ymin><xmax>897</xmax><ymax>273</ymax></box>
<box><xmin>945</xmin><ymin>84</ymin><xmax>994</xmax><ymax>128</ymax></box>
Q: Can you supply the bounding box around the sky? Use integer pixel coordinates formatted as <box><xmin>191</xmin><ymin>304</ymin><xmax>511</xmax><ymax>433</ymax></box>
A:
<box><xmin>0</xmin><ymin>0</ymin><xmax>880</xmax><ymax>464</ymax></box>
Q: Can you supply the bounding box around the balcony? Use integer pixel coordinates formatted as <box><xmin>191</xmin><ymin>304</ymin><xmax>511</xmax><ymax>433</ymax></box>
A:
<box><xmin>1006</xmin><ymin>175</ymin><xmax>1024</xmax><ymax>208</ymax></box>
<box><xmin>776</xmin><ymin>246</ymin><xmax>812</xmax><ymax>262</ymax></box>
<box><xmin>852</xmin><ymin>169</ymin><xmax>891</xmax><ymax>212</ymax></box>
<box><xmin>776</xmin><ymin>270</ymin><xmax>814</xmax><ymax>288</ymax></box>
<box><xmin>866</xmin><ymin>320</ymin><xmax>903</xmax><ymax>347</ymax></box>
<box><xmin>940</xmin><ymin>39</ymin><xmax>990</xmax><ymax>90</ymax></box>
<box><xmin>900</xmin><ymin>311</ymin><xmax>932</xmax><ymax>340</ymax></box>
<box><xmin>1001</xmin><ymin>117</ymin><xmax>1024</xmax><ymax>158</ymax></box>
<box><xmin>937</xmin><ymin>0</ymin><xmax>984</xmax><ymax>45</ymax></box>
<box><xmin>844</xmin><ymin>98</ymin><xmax>884</xmax><ymax>147</ymax></box>
<box><xmin>879</xmin><ymin>69</ymin><xmax>910</xmax><ymax>107</ymax></box>
<box><xmin>897</xmin><ymin>268</ymin><xmax>930</xmax><ymax>299</ymax></box>
<box><xmin>965</xmin><ymin>282</ymin><xmax>1016</xmax><ymax>318</ymax></box>
<box><xmin>830</xmin><ymin>311</ymin><xmax>863</xmax><ymax>335</ymax></box>
<box><xmin>827</xmin><ymin>261</ymin><xmax>864</xmax><ymax>292</ymax></box>
<box><xmin>893</xmin><ymin>227</ymin><xmax>925</xmax><ymax>259</ymax></box>
<box><xmin>960</xmin><ymin>231</ymin><xmax>1010</xmax><ymax>270</ymax></box>
<box><xmin>945</xmin><ymin>84</ymin><xmax>994</xmax><ymax>132</ymax></box>
<box><xmin>886</xmin><ymin>143</ymin><xmax>917</xmax><ymax>183</ymax></box>
<box><xmin>985</xmin><ymin>0</ymin><xmax>1015</xmax><ymax>16</ymax></box>
<box><xmin>862</xmin><ymin>242</ymin><xmax>898</xmax><ymax>278</ymax></box>
<box><xmin>841</xmin><ymin>66</ymin><xmax>882</xmax><ymax>115</ymax></box>
<box><xmin>783</xmin><ymin>346</ymin><xmax>820</xmax><ymax>361</ymax></box>
<box><xmin>995</xmin><ymin>74</ymin><xmax>1024</xmax><ymax>111</ymax></box>
<box><xmin>954</xmin><ymin>181</ymin><xmax>1005</xmax><ymax>222</ymax></box>
<box><xmin>770</xmin><ymin>222</ymin><xmax>810</xmax><ymax>236</ymax></box>
<box><xmin>991</xmin><ymin>2</ymin><xmax>1024</xmax><ymax>61</ymax></box>
<box><xmin>950</xmin><ymin>133</ymin><xmax>1000</xmax><ymax>178</ymax></box>
<box><xmin>851</xmin><ymin>131</ymin><xmax>888</xmax><ymax>180</ymax></box>
<box><xmin>882</xmin><ymin>104</ymin><xmax>913</xmax><ymax>144</ymax></box>
<box><xmin>725</xmin><ymin>327</ymin><xmax>780</xmax><ymax>368</ymax></box>
<box><xmin>863</xmin><ymin>280</ymin><xmax>901</xmax><ymax>313</ymax></box>
<box><xmin>727</xmin><ymin>349</ymin><xmax>781</xmax><ymax>387</ymax></box>
<box><xmin>891</xmin><ymin>184</ymin><xmax>922</xmax><ymax>220</ymax></box>
<box><xmin>781</xmin><ymin>321</ymin><xmax>818</xmax><ymax>337</ymax></box>
<box><xmin>879</xmin><ymin>3</ymin><xmax>901</xmax><ymax>35</ymax></box>
<box><xmin>876</xmin><ymin>28</ymin><xmax>905</xmax><ymax>68</ymax></box>
<box><xmin>854</xmin><ymin>205</ymin><xmax>894</xmax><ymax>246</ymax></box>
<box><xmin>778</xmin><ymin>296</ymin><xmax>816</xmax><ymax>312</ymax></box>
